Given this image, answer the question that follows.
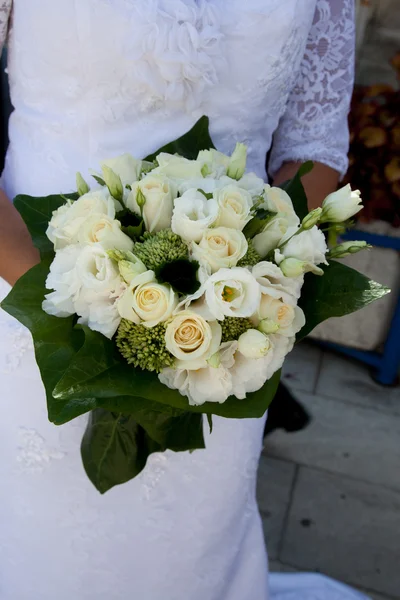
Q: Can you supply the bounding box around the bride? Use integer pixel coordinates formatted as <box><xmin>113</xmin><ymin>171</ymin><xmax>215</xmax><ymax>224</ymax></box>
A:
<box><xmin>0</xmin><ymin>1</ymin><xmax>370</xmax><ymax>599</ymax></box>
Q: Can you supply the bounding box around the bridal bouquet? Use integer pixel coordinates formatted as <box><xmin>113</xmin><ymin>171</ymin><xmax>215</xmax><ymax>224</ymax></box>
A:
<box><xmin>2</xmin><ymin>118</ymin><xmax>388</xmax><ymax>493</ymax></box>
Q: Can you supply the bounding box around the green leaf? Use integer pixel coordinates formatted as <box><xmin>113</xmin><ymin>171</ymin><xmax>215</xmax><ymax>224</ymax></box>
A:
<box><xmin>122</xmin><ymin>222</ymin><xmax>145</xmax><ymax>241</ymax></box>
<box><xmin>144</xmin><ymin>116</ymin><xmax>215</xmax><ymax>162</ymax></box>
<box><xmin>279</xmin><ymin>161</ymin><xmax>314</xmax><ymax>220</ymax></box>
<box><xmin>81</xmin><ymin>410</ymin><xmax>162</xmax><ymax>494</ymax></box>
<box><xmin>207</xmin><ymin>414</ymin><xmax>213</xmax><ymax>434</ymax></box>
<box><xmin>298</xmin><ymin>260</ymin><xmax>390</xmax><ymax>340</ymax></box>
<box><xmin>243</xmin><ymin>209</ymin><xmax>277</xmax><ymax>239</ymax></box>
<box><xmin>14</xmin><ymin>194</ymin><xmax>77</xmax><ymax>257</ymax></box>
<box><xmin>0</xmin><ymin>260</ymin><xmax>95</xmax><ymax>424</ymax></box>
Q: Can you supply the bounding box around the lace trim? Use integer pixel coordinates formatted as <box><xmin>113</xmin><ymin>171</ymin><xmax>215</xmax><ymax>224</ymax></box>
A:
<box><xmin>270</xmin><ymin>0</ymin><xmax>355</xmax><ymax>178</ymax></box>
<box><xmin>0</xmin><ymin>0</ymin><xmax>11</xmax><ymax>51</ymax></box>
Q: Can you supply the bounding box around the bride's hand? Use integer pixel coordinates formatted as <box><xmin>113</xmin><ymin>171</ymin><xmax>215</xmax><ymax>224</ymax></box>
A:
<box><xmin>0</xmin><ymin>190</ymin><xmax>40</xmax><ymax>286</ymax></box>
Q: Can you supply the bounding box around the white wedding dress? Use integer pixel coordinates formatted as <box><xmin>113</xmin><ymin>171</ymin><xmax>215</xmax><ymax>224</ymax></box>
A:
<box><xmin>0</xmin><ymin>1</ymin><xmax>369</xmax><ymax>599</ymax></box>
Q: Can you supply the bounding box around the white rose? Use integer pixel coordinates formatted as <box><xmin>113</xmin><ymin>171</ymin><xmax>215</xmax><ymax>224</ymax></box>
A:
<box><xmin>214</xmin><ymin>185</ymin><xmax>253</xmax><ymax>230</ymax></box>
<box><xmin>117</xmin><ymin>270</ymin><xmax>177</xmax><ymax>327</ymax></box>
<box><xmin>255</xmin><ymin>295</ymin><xmax>306</xmax><ymax>337</ymax></box>
<box><xmin>252</xmin><ymin>261</ymin><xmax>303</xmax><ymax>305</ymax></box>
<box><xmin>203</xmin><ymin>267</ymin><xmax>261</xmax><ymax>320</ymax></box>
<box><xmin>126</xmin><ymin>174</ymin><xmax>175</xmax><ymax>233</ymax></box>
<box><xmin>238</xmin><ymin>329</ymin><xmax>271</xmax><ymax>359</ymax></box>
<box><xmin>191</xmin><ymin>227</ymin><xmax>248</xmax><ymax>273</ymax></box>
<box><xmin>321</xmin><ymin>184</ymin><xmax>363</xmax><ymax>223</ymax></box>
<box><xmin>165</xmin><ymin>310</ymin><xmax>222</xmax><ymax>370</ymax></box>
<box><xmin>42</xmin><ymin>245</ymin><xmax>84</xmax><ymax>317</ymax></box>
<box><xmin>275</xmin><ymin>226</ymin><xmax>328</xmax><ymax>267</ymax></box>
<box><xmin>46</xmin><ymin>188</ymin><xmax>117</xmax><ymax>250</ymax></box>
<box><xmin>159</xmin><ymin>341</ymin><xmax>236</xmax><ymax>405</ymax></box>
<box><xmin>100</xmin><ymin>153</ymin><xmax>142</xmax><ymax>187</ymax></box>
<box><xmin>152</xmin><ymin>153</ymin><xmax>205</xmax><ymax>180</ymax></box>
<box><xmin>171</xmin><ymin>190</ymin><xmax>219</xmax><ymax>243</ymax></box>
<box><xmin>77</xmin><ymin>215</ymin><xmax>133</xmax><ymax>252</ymax></box>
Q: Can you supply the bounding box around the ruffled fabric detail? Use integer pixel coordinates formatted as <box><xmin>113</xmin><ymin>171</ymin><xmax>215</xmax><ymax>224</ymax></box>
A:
<box><xmin>124</xmin><ymin>0</ymin><xmax>225</xmax><ymax>111</ymax></box>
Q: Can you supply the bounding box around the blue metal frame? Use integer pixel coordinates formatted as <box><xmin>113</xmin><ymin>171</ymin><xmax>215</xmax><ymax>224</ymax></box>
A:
<box><xmin>319</xmin><ymin>229</ymin><xmax>400</xmax><ymax>385</ymax></box>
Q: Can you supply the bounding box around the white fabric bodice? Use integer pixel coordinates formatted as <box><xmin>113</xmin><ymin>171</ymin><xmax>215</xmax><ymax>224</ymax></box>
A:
<box><xmin>0</xmin><ymin>2</ymin><xmax>366</xmax><ymax>600</ymax></box>
<box><xmin>1</xmin><ymin>0</ymin><xmax>354</xmax><ymax>201</ymax></box>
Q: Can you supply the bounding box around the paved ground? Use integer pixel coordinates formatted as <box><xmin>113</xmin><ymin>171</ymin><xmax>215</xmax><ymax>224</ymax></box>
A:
<box><xmin>257</xmin><ymin>341</ymin><xmax>400</xmax><ymax>600</ymax></box>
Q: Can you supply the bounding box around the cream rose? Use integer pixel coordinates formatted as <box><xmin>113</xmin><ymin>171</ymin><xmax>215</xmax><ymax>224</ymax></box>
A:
<box><xmin>118</xmin><ymin>270</ymin><xmax>177</xmax><ymax>327</ymax></box>
<box><xmin>214</xmin><ymin>185</ymin><xmax>253</xmax><ymax>230</ymax></box>
<box><xmin>171</xmin><ymin>189</ymin><xmax>219</xmax><ymax>243</ymax></box>
<box><xmin>126</xmin><ymin>174</ymin><xmax>175</xmax><ymax>233</ymax></box>
<box><xmin>165</xmin><ymin>311</ymin><xmax>222</xmax><ymax>370</ymax></box>
<box><xmin>46</xmin><ymin>189</ymin><xmax>117</xmax><ymax>250</ymax></box>
<box><xmin>203</xmin><ymin>267</ymin><xmax>261</xmax><ymax>320</ymax></box>
<box><xmin>78</xmin><ymin>215</ymin><xmax>133</xmax><ymax>252</ymax></box>
<box><xmin>191</xmin><ymin>227</ymin><xmax>248</xmax><ymax>273</ymax></box>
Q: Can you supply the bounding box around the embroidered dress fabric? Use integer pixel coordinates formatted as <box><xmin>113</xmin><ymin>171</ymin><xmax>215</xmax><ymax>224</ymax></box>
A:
<box><xmin>0</xmin><ymin>2</ymin><xmax>369</xmax><ymax>599</ymax></box>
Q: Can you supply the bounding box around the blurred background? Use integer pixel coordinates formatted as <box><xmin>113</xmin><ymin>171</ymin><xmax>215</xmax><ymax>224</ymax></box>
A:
<box><xmin>261</xmin><ymin>3</ymin><xmax>400</xmax><ymax>600</ymax></box>
<box><xmin>0</xmin><ymin>2</ymin><xmax>399</xmax><ymax>599</ymax></box>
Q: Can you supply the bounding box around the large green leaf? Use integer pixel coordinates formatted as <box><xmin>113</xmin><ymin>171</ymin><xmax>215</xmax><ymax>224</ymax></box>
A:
<box><xmin>54</xmin><ymin>327</ymin><xmax>281</xmax><ymax>419</ymax></box>
<box><xmin>280</xmin><ymin>161</ymin><xmax>314</xmax><ymax>220</ymax></box>
<box><xmin>0</xmin><ymin>260</ymin><xmax>97</xmax><ymax>424</ymax></box>
<box><xmin>144</xmin><ymin>116</ymin><xmax>215</xmax><ymax>162</ymax></box>
<box><xmin>81</xmin><ymin>410</ymin><xmax>163</xmax><ymax>494</ymax></box>
<box><xmin>298</xmin><ymin>260</ymin><xmax>390</xmax><ymax>340</ymax></box>
<box><xmin>14</xmin><ymin>193</ymin><xmax>78</xmax><ymax>257</ymax></box>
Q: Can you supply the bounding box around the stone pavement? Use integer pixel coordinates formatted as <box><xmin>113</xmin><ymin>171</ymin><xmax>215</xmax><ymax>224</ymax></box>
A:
<box><xmin>257</xmin><ymin>341</ymin><xmax>400</xmax><ymax>600</ymax></box>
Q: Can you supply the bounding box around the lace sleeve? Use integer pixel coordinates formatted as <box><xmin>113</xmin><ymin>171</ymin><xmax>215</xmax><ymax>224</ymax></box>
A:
<box><xmin>269</xmin><ymin>0</ymin><xmax>355</xmax><ymax>179</ymax></box>
<box><xmin>0</xmin><ymin>0</ymin><xmax>11</xmax><ymax>52</ymax></box>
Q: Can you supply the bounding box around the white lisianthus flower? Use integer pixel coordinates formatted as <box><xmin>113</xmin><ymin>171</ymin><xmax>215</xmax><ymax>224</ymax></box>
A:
<box><xmin>78</xmin><ymin>215</ymin><xmax>133</xmax><ymax>252</ymax></box>
<box><xmin>46</xmin><ymin>188</ymin><xmax>118</xmax><ymax>250</ymax></box>
<box><xmin>274</xmin><ymin>226</ymin><xmax>328</xmax><ymax>267</ymax></box>
<box><xmin>100</xmin><ymin>153</ymin><xmax>142</xmax><ymax>187</ymax></box>
<box><xmin>165</xmin><ymin>311</ymin><xmax>222</xmax><ymax>370</ymax></box>
<box><xmin>117</xmin><ymin>270</ymin><xmax>177</xmax><ymax>327</ymax></box>
<box><xmin>159</xmin><ymin>341</ymin><xmax>236</xmax><ymax>405</ymax></box>
<box><xmin>191</xmin><ymin>227</ymin><xmax>248</xmax><ymax>273</ymax></box>
<box><xmin>126</xmin><ymin>174</ymin><xmax>175</xmax><ymax>233</ymax></box>
<box><xmin>203</xmin><ymin>267</ymin><xmax>261</xmax><ymax>320</ymax></box>
<box><xmin>252</xmin><ymin>261</ymin><xmax>303</xmax><ymax>305</ymax></box>
<box><xmin>236</xmin><ymin>172</ymin><xmax>265</xmax><ymax>197</ymax></box>
<box><xmin>76</xmin><ymin>290</ymin><xmax>123</xmax><ymax>339</ymax></box>
<box><xmin>43</xmin><ymin>243</ymin><xmax>124</xmax><ymax>339</ymax></box>
<box><xmin>214</xmin><ymin>185</ymin><xmax>253</xmax><ymax>230</ymax></box>
<box><xmin>197</xmin><ymin>149</ymin><xmax>230</xmax><ymax>178</ymax></box>
<box><xmin>321</xmin><ymin>184</ymin><xmax>363</xmax><ymax>223</ymax></box>
<box><xmin>42</xmin><ymin>245</ymin><xmax>84</xmax><ymax>317</ymax></box>
<box><xmin>230</xmin><ymin>334</ymin><xmax>293</xmax><ymax>398</ymax></box>
<box><xmin>171</xmin><ymin>189</ymin><xmax>219</xmax><ymax>243</ymax></box>
<box><xmin>254</xmin><ymin>295</ymin><xmax>306</xmax><ymax>337</ymax></box>
<box><xmin>238</xmin><ymin>329</ymin><xmax>271</xmax><ymax>359</ymax></box>
<box><xmin>152</xmin><ymin>153</ymin><xmax>205</xmax><ymax>180</ymax></box>
<box><xmin>75</xmin><ymin>244</ymin><xmax>122</xmax><ymax>294</ymax></box>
